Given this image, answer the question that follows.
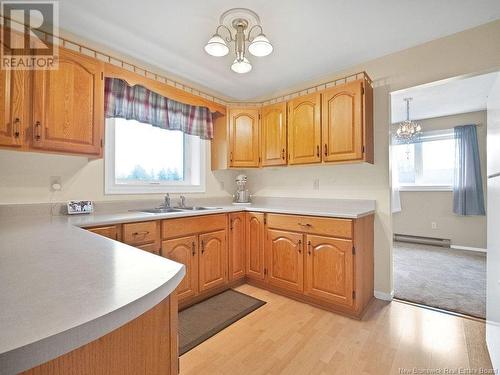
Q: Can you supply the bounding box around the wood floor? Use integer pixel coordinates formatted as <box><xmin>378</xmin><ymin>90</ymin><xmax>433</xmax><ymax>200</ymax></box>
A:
<box><xmin>180</xmin><ymin>284</ymin><xmax>493</xmax><ymax>375</ymax></box>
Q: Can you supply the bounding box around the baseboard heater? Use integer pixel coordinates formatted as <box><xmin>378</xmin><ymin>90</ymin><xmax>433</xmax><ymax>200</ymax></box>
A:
<box><xmin>394</xmin><ymin>234</ymin><xmax>451</xmax><ymax>248</ymax></box>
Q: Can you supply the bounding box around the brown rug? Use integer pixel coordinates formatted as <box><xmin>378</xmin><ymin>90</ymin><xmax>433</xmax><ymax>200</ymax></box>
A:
<box><xmin>179</xmin><ymin>289</ymin><xmax>266</xmax><ymax>355</ymax></box>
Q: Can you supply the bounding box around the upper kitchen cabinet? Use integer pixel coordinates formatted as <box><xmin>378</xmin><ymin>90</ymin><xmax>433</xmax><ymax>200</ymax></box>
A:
<box><xmin>32</xmin><ymin>48</ymin><xmax>104</xmax><ymax>156</ymax></box>
<box><xmin>287</xmin><ymin>92</ymin><xmax>321</xmax><ymax>165</ymax></box>
<box><xmin>321</xmin><ymin>77</ymin><xmax>373</xmax><ymax>163</ymax></box>
<box><xmin>261</xmin><ymin>102</ymin><xmax>287</xmax><ymax>166</ymax></box>
<box><xmin>228</xmin><ymin>108</ymin><xmax>260</xmax><ymax>168</ymax></box>
<box><xmin>0</xmin><ymin>45</ymin><xmax>28</xmax><ymax>149</ymax></box>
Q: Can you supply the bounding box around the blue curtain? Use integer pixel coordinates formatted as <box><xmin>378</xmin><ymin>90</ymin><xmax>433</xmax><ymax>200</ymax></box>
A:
<box><xmin>453</xmin><ymin>125</ymin><xmax>485</xmax><ymax>216</ymax></box>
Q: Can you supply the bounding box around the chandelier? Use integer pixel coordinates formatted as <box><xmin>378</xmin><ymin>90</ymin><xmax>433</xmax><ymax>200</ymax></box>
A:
<box><xmin>395</xmin><ymin>98</ymin><xmax>422</xmax><ymax>142</ymax></box>
<box><xmin>204</xmin><ymin>8</ymin><xmax>273</xmax><ymax>74</ymax></box>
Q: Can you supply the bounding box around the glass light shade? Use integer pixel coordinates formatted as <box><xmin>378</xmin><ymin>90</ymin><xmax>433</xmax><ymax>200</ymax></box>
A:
<box><xmin>204</xmin><ymin>34</ymin><xmax>229</xmax><ymax>57</ymax></box>
<box><xmin>231</xmin><ymin>57</ymin><xmax>252</xmax><ymax>74</ymax></box>
<box><xmin>248</xmin><ymin>34</ymin><xmax>273</xmax><ymax>57</ymax></box>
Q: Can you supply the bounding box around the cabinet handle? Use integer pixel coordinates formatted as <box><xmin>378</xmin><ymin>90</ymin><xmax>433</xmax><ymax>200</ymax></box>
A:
<box><xmin>307</xmin><ymin>240</ymin><xmax>312</xmax><ymax>255</ymax></box>
<box><xmin>201</xmin><ymin>240</ymin><xmax>205</xmax><ymax>254</ymax></box>
<box><xmin>316</xmin><ymin>145</ymin><xmax>320</xmax><ymax>157</ymax></box>
<box><xmin>132</xmin><ymin>230</ymin><xmax>149</xmax><ymax>236</ymax></box>
<box><xmin>13</xmin><ymin>118</ymin><xmax>20</xmax><ymax>138</ymax></box>
<box><xmin>34</xmin><ymin>121</ymin><xmax>41</xmax><ymax>141</ymax></box>
<box><xmin>324</xmin><ymin>144</ymin><xmax>328</xmax><ymax>157</ymax></box>
<box><xmin>282</xmin><ymin>148</ymin><xmax>285</xmax><ymax>160</ymax></box>
<box><xmin>230</xmin><ymin>152</ymin><xmax>233</xmax><ymax>162</ymax></box>
<box><xmin>192</xmin><ymin>241</ymin><xmax>196</xmax><ymax>256</ymax></box>
<box><xmin>297</xmin><ymin>239</ymin><xmax>302</xmax><ymax>253</ymax></box>
<box><xmin>298</xmin><ymin>222</ymin><xmax>312</xmax><ymax>227</ymax></box>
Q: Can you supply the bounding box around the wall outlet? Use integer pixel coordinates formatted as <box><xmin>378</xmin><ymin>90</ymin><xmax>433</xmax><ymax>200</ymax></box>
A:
<box><xmin>431</xmin><ymin>222</ymin><xmax>437</xmax><ymax>229</ymax></box>
<box><xmin>50</xmin><ymin>176</ymin><xmax>62</xmax><ymax>192</ymax></box>
<box><xmin>313</xmin><ymin>178</ymin><xmax>320</xmax><ymax>190</ymax></box>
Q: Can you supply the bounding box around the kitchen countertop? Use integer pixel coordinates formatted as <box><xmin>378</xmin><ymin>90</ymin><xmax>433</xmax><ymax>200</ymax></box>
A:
<box><xmin>0</xmin><ymin>215</ymin><xmax>185</xmax><ymax>375</ymax></box>
<box><xmin>0</xmin><ymin>197</ymin><xmax>375</xmax><ymax>374</ymax></box>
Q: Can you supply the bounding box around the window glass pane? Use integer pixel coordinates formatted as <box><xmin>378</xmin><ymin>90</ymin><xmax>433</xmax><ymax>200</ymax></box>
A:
<box><xmin>114</xmin><ymin>118</ymin><xmax>184</xmax><ymax>183</ymax></box>
<box><xmin>394</xmin><ymin>144</ymin><xmax>416</xmax><ymax>184</ymax></box>
<box><xmin>393</xmin><ymin>132</ymin><xmax>455</xmax><ymax>188</ymax></box>
<box><xmin>420</xmin><ymin>139</ymin><xmax>455</xmax><ymax>185</ymax></box>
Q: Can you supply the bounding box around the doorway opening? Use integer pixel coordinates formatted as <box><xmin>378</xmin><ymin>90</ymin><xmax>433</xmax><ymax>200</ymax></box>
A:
<box><xmin>390</xmin><ymin>71</ymin><xmax>499</xmax><ymax>319</ymax></box>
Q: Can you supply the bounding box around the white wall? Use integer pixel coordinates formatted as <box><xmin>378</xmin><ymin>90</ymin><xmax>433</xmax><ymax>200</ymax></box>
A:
<box><xmin>486</xmin><ymin>72</ymin><xmax>500</xmax><ymax>371</ymax></box>
<box><xmin>393</xmin><ymin>111</ymin><xmax>487</xmax><ymax>249</ymax></box>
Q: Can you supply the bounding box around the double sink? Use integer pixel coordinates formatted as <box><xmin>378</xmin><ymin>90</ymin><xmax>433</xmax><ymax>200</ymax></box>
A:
<box><xmin>137</xmin><ymin>206</ymin><xmax>221</xmax><ymax>214</ymax></box>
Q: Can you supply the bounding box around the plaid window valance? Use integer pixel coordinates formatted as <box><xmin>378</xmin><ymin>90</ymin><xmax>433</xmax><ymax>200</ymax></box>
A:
<box><xmin>104</xmin><ymin>78</ymin><xmax>213</xmax><ymax>140</ymax></box>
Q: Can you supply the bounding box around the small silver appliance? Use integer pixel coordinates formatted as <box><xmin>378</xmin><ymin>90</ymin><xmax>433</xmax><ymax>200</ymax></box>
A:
<box><xmin>233</xmin><ymin>174</ymin><xmax>251</xmax><ymax>203</ymax></box>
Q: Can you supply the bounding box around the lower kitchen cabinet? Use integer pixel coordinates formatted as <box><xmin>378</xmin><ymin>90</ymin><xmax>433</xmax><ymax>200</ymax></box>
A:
<box><xmin>245</xmin><ymin>212</ymin><xmax>265</xmax><ymax>280</ymax></box>
<box><xmin>84</xmin><ymin>211</ymin><xmax>373</xmax><ymax>318</ymax></box>
<box><xmin>266</xmin><ymin>229</ymin><xmax>304</xmax><ymax>293</ymax></box>
<box><xmin>255</xmin><ymin>213</ymin><xmax>374</xmax><ymax>318</ymax></box>
<box><xmin>229</xmin><ymin>212</ymin><xmax>246</xmax><ymax>281</ymax></box>
<box><xmin>199</xmin><ymin>230</ymin><xmax>228</xmax><ymax>292</ymax></box>
<box><xmin>162</xmin><ymin>235</ymin><xmax>199</xmax><ymax>302</ymax></box>
<box><xmin>305</xmin><ymin>234</ymin><xmax>354</xmax><ymax>307</ymax></box>
<box><xmin>160</xmin><ymin>214</ymin><xmax>229</xmax><ymax>307</ymax></box>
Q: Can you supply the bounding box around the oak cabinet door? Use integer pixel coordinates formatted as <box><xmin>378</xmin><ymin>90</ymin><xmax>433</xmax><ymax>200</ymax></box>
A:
<box><xmin>0</xmin><ymin>44</ymin><xmax>27</xmax><ymax>148</ymax></box>
<box><xmin>229</xmin><ymin>212</ymin><xmax>246</xmax><ymax>281</ymax></box>
<box><xmin>287</xmin><ymin>93</ymin><xmax>321</xmax><ymax>165</ymax></box>
<box><xmin>32</xmin><ymin>48</ymin><xmax>104</xmax><ymax>155</ymax></box>
<box><xmin>266</xmin><ymin>229</ymin><xmax>304</xmax><ymax>292</ymax></box>
<box><xmin>305</xmin><ymin>235</ymin><xmax>354</xmax><ymax>307</ymax></box>
<box><xmin>245</xmin><ymin>212</ymin><xmax>265</xmax><ymax>280</ymax></box>
<box><xmin>322</xmin><ymin>80</ymin><xmax>363</xmax><ymax>162</ymax></box>
<box><xmin>199</xmin><ymin>230</ymin><xmax>227</xmax><ymax>292</ymax></box>
<box><xmin>229</xmin><ymin>108</ymin><xmax>260</xmax><ymax>167</ymax></box>
<box><xmin>162</xmin><ymin>235</ymin><xmax>199</xmax><ymax>302</ymax></box>
<box><xmin>261</xmin><ymin>102</ymin><xmax>286</xmax><ymax>166</ymax></box>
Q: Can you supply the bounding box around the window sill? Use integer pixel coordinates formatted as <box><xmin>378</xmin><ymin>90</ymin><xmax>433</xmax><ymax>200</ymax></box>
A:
<box><xmin>105</xmin><ymin>184</ymin><xmax>206</xmax><ymax>195</ymax></box>
<box><xmin>398</xmin><ymin>185</ymin><xmax>453</xmax><ymax>192</ymax></box>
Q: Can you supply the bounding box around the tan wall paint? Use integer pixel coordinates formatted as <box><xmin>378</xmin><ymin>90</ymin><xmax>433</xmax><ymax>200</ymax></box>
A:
<box><xmin>0</xmin><ymin>21</ymin><xmax>499</xmax><ymax>295</ymax></box>
<box><xmin>245</xmin><ymin>20</ymin><xmax>500</xmax><ymax>295</ymax></box>
<box><xmin>393</xmin><ymin>111</ymin><xmax>487</xmax><ymax>249</ymax></box>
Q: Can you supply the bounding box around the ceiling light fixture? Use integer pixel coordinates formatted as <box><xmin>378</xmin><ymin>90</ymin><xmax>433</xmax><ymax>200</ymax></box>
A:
<box><xmin>204</xmin><ymin>8</ymin><xmax>273</xmax><ymax>74</ymax></box>
<box><xmin>395</xmin><ymin>98</ymin><xmax>422</xmax><ymax>143</ymax></box>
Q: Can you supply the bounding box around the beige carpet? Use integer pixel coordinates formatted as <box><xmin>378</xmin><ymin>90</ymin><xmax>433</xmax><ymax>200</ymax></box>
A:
<box><xmin>179</xmin><ymin>289</ymin><xmax>266</xmax><ymax>355</ymax></box>
<box><xmin>394</xmin><ymin>241</ymin><xmax>486</xmax><ymax>318</ymax></box>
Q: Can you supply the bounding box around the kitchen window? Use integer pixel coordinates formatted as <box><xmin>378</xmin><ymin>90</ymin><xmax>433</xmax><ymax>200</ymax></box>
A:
<box><xmin>104</xmin><ymin>118</ymin><xmax>205</xmax><ymax>194</ymax></box>
<box><xmin>392</xmin><ymin>129</ymin><xmax>455</xmax><ymax>191</ymax></box>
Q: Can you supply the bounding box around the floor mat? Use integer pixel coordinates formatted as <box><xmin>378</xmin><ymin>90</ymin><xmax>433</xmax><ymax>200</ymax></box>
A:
<box><xmin>179</xmin><ymin>289</ymin><xmax>266</xmax><ymax>355</ymax></box>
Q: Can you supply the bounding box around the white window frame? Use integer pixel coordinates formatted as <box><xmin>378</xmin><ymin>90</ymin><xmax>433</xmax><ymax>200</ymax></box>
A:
<box><xmin>396</xmin><ymin>129</ymin><xmax>455</xmax><ymax>192</ymax></box>
<box><xmin>104</xmin><ymin>118</ymin><xmax>206</xmax><ymax>194</ymax></box>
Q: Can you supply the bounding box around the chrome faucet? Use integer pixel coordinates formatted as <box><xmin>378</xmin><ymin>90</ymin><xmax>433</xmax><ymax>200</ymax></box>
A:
<box><xmin>179</xmin><ymin>195</ymin><xmax>187</xmax><ymax>208</ymax></box>
<box><xmin>163</xmin><ymin>193</ymin><xmax>171</xmax><ymax>208</ymax></box>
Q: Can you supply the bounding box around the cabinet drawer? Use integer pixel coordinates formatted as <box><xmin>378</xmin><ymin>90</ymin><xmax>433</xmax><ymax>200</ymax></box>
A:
<box><xmin>87</xmin><ymin>225</ymin><xmax>121</xmax><ymax>241</ymax></box>
<box><xmin>123</xmin><ymin>221</ymin><xmax>159</xmax><ymax>245</ymax></box>
<box><xmin>136</xmin><ymin>242</ymin><xmax>160</xmax><ymax>255</ymax></box>
<box><xmin>266</xmin><ymin>214</ymin><xmax>352</xmax><ymax>239</ymax></box>
<box><xmin>162</xmin><ymin>214</ymin><xmax>227</xmax><ymax>239</ymax></box>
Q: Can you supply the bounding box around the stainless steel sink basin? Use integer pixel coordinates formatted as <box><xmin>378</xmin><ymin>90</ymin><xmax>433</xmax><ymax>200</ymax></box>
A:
<box><xmin>134</xmin><ymin>208</ymin><xmax>182</xmax><ymax>214</ymax></box>
<box><xmin>174</xmin><ymin>206</ymin><xmax>222</xmax><ymax>211</ymax></box>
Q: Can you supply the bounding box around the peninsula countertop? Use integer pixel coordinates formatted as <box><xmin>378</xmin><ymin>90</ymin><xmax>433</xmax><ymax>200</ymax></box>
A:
<box><xmin>0</xmin><ymin>197</ymin><xmax>375</xmax><ymax>374</ymax></box>
<box><xmin>0</xmin><ymin>215</ymin><xmax>185</xmax><ymax>375</ymax></box>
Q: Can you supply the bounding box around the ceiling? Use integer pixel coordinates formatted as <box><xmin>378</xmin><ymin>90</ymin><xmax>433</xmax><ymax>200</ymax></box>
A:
<box><xmin>58</xmin><ymin>0</ymin><xmax>500</xmax><ymax>101</ymax></box>
<box><xmin>391</xmin><ymin>72</ymin><xmax>499</xmax><ymax>123</ymax></box>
